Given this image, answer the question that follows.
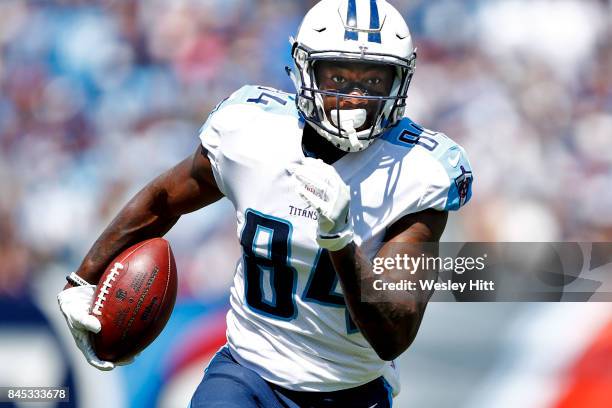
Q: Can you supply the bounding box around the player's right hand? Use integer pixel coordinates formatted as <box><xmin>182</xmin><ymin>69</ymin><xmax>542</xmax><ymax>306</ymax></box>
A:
<box><xmin>290</xmin><ymin>157</ymin><xmax>354</xmax><ymax>251</ymax></box>
<box><xmin>57</xmin><ymin>285</ymin><xmax>116</xmax><ymax>371</ymax></box>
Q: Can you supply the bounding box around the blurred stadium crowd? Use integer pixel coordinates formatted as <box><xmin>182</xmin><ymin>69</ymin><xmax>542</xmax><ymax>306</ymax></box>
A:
<box><xmin>0</xmin><ymin>0</ymin><xmax>610</xmax><ymax>301</ymax></box>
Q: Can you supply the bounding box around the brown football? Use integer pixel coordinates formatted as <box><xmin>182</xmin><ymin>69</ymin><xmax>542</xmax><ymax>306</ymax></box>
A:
<box><xmin>90</xmin><ymin>237</ymin><xmax>177</xmax><ymax>362</ymax></box>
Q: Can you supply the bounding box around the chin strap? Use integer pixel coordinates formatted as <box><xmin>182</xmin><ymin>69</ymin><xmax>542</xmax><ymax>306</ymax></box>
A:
<box><xmin>330</xmin><ymin>109</ymin><xmax>366</xmax><ymax>150</ymax></box>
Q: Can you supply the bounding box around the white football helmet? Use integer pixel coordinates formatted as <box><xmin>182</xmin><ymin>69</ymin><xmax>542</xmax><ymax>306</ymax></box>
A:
<box><xmin>288</xmin><ymin>0</ymin><xmax>416</xmax><ymax>152</ymax></box>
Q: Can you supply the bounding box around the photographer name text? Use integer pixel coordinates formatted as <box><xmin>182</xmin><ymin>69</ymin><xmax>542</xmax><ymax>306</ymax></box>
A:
<box><xmin>373</xmin><ymin>279</ymin><xmax>495</xmax><ymax>292</ymax></box>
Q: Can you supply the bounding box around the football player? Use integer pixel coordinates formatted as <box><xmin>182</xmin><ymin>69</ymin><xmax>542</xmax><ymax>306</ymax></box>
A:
<box><xmin>57</xmin><ymin>0</ymin><xmax>473</xmax><ymax>406</ymax></box>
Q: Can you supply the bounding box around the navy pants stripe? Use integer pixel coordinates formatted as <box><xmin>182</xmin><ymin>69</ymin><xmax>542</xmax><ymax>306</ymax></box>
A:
<box><xmin>190</xmin><ymin>347</ymin><xmax>393</xmax><ymax>408</ymax></box>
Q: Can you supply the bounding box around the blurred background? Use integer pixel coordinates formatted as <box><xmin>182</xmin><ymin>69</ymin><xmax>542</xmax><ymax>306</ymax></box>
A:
<box><xmin>0</xmin><ymin>0</ymin><xmax>611</xmax><ymax>407</ymax></box>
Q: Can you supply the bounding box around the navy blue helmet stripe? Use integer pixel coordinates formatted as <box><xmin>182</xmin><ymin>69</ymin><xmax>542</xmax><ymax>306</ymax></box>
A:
<box><xmin>344</xmin><ymin>0</ymin><xmax>358</xmax><ymax>40</ymax></box>
<box><xmin>368</xmin><ymin>0</ymin><xmax>381</xmax><ymax>43</ymax></box>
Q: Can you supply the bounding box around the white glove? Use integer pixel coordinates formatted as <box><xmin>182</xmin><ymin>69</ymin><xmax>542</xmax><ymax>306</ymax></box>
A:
<box><xmin>291</xmin><ymin>157</ymin><xmax>354</xmax><ymax>251</ymax></box>
<box><xmin>57</xmin><ymin>285</ymin><xmax>116</xmax><ymax>370</ymax></box>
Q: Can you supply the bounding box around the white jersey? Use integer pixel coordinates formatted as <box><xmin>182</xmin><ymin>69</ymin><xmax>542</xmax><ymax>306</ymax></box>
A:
<box><xmin>199</xmin><ymin>85</ymin><xmax>473</xmax><ymax>393</ymax></box>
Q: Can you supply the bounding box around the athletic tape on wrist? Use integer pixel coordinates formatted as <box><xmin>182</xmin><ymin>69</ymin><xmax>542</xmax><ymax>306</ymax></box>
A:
<box><xmin>317</xmin><ymin>228</ymin><xmax>354</xmax><ymax>251</ymax></box>
<box><xmin>66</xmin><ymin>272</ymin><xmax>92</xmax><ymax>287</ymax></box>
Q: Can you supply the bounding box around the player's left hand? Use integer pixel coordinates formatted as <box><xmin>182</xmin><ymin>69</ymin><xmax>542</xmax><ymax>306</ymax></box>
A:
<box><xmin>290</xmin><ymin>157</ymin><xmax>353</xmax><ymax>251</ymax></box>
<box><xmin>58</xmin><ymin>285</ymin><xmax>138</xmax><ymax>370</ymax></box>
<box><xmin>57</xmin><ymin>285</ymin><xmax>116</xmax><ymax>370</ymax></box>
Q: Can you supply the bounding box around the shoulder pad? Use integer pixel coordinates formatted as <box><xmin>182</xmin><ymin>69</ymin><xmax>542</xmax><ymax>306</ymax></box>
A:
<box><xmin>383</xmin><ymin>118</ymin><xmax>474</xmax><ymax>211</ymax></box>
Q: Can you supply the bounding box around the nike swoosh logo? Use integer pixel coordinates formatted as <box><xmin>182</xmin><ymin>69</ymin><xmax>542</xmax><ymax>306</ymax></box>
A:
<box><xmin>368</xmin><ymin>404</ymin><xmax>378</xmax><ymax>408</ymax></box>
<box><xmin>448</xmin><ymin>151</ymin><xmax>461</xmax><ymax>168</ymax></box>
